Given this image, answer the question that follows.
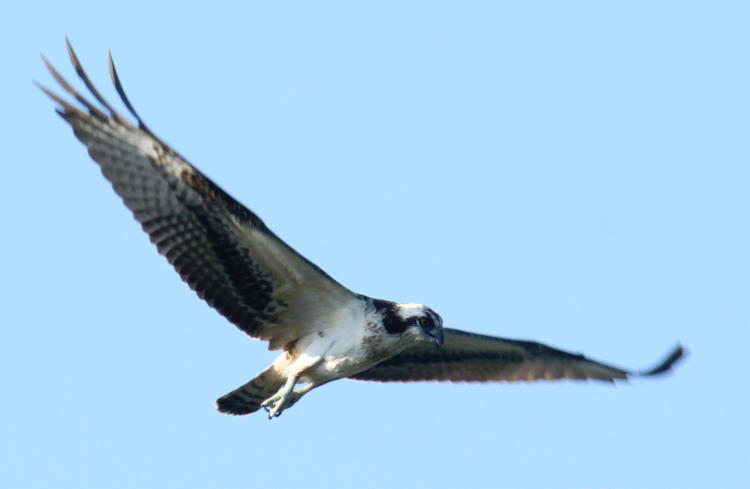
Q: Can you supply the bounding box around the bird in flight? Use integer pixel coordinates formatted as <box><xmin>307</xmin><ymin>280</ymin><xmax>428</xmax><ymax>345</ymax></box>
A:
<box><xmin>38</xmin><ymin>40</ymin><xmax>684</xmax><ymax>419</ymax></box>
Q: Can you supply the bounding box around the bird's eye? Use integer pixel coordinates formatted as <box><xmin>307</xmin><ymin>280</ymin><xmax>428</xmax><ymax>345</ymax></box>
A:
<box><xmin>419</xmin><ymin>317</ymin><xmax>433</xmax><ymax>327</ymax></box>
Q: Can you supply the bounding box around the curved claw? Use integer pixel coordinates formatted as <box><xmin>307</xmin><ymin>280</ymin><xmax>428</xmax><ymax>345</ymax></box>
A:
<box><xmin>261</xmin><ymin>393</ymin><xmax>287</xmax><ymax>419</ymax></box>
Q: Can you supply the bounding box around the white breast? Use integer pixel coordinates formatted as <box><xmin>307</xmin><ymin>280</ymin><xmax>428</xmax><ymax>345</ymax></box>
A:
<box><xmin>297</xmin><ymin>301</ymin><xmax>404</xmax><ymax>383</ymax></box>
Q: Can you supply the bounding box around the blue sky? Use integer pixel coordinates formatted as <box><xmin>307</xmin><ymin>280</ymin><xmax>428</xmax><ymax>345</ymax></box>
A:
<box><xmin>3</xmin><ymin>2</ymin><xmax>748</xmax><ymax>488</ymax></box>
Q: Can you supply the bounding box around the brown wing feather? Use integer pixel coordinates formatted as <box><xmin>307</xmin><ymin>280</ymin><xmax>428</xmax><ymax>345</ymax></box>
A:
<box><xmin>351</xmin><ymin>328</ymin><xmax>684</xmax><ymax>383</ymax></box>
<box><xmin>39</xmin><ymin>40</ymin><xmax>357</xmax><ymax>350</ymax></box>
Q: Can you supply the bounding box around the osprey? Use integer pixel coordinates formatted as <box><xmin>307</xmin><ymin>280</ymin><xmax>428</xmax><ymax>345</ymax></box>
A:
<box><xmin>38</xmin><ymin>40</ymin><xmax>684</xmax><ymax>419</ymax></box>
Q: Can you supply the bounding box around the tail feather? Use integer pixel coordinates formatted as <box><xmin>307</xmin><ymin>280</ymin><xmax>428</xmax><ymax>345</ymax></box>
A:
<box><xmin>216</xmin><ymin>366</ymin><xmax>285</xmax><ymax>415</ymax></box>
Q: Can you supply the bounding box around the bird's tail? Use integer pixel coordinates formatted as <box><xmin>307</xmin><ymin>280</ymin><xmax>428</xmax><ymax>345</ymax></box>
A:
<box><xmin>215</xmin><ymin>365</ymin><xmax>286</xmax><ymax>415</ymax></box>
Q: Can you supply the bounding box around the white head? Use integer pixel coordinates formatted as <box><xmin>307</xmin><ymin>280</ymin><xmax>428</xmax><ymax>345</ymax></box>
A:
<box><xmin>391</xmin><ymin>302</ymin><xmax>445</xmax><ymax>348</ymax></box>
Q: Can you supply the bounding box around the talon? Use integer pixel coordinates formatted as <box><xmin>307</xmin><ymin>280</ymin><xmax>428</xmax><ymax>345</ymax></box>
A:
<box><xmin>261</xmin><ymin>392</ymin><xmax>287</xmax><ymax>419</ymax></box>
<box><xmin>267</xmin><ymin>402</ymin><xmax>283</xmax><ymax>419</ymax></box>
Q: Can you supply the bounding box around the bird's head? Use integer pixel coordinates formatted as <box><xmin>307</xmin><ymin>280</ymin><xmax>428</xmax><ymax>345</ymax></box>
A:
<box><xmin>395</xmin><ymin>303</ymin><xmax>445</xmax><ymax>348</ymax></box>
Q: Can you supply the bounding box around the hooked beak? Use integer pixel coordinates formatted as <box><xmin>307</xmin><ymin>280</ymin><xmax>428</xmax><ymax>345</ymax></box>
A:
<box><xmin>423</xmin><ymin>326</ymin><xmax>445</xmax><ymax>348</ymax></box>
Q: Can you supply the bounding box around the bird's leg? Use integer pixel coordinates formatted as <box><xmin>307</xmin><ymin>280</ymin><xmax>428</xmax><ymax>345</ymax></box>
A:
<box><xmin>261</xmin><ymin>375</ymin><xmax>297</xmax><ymax>418</ymax></box>
<box><xmin>284</xmin><ymin>382</ymin><xmax>320</xmax><ymax>409</ymax></box>
<box><xmin>261</xmin><ymin>355</ymin><xmax>322</xmax><ymax>419</ymax></box>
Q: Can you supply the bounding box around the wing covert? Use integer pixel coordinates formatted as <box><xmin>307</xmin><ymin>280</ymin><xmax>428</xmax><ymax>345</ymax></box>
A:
<box><xmin>39</xmin><ymin>40</ymin><xmax>357</xmax><ymax>350</ymax></box>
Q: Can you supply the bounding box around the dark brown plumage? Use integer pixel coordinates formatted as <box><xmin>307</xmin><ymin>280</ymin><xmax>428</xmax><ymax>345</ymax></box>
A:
<box><xmin>352</xmin><ymin>328</ymin><xmax>683</xmax><ymax>383</ymax></box>
<box><xmin>38</xmin><ymin>39</ymin><xmax>356</xmax><ymax>352</ymax></box>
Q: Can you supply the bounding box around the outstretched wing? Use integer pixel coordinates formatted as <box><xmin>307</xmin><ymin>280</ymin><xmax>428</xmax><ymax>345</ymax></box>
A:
<box><xmin>351</xmin><ymin>328</ymin><xmax>684</xmax><ymax>382</ymax></box>
<box><xmin>38</xmin><ymin>40</ymin><xmax>358</xmax><ymax>350</ymax></box>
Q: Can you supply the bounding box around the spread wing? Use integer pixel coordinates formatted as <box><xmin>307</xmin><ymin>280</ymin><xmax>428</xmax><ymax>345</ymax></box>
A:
<box><xmin>350</xmin><ymin>328</ymin><xmax>684</xmax><ymax>382</ymax></box>
<box><xmin>38</xmin><ymin>40</ymin><xmax>358</xmax><ymax>350</ymax></box>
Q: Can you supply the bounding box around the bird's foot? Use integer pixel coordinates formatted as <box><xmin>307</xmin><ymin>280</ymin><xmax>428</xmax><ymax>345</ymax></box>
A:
<box><xmin>260</xmin><ymin>382</ymin><xmax>315</xmax><ymax>418</ymax></box>
<box><xmin>261</xmin><ymin>389</ymin><xmax>292</xmax><ymax>419</ymax></box>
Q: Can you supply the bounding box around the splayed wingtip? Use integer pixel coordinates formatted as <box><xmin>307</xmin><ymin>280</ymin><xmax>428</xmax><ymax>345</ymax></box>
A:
<box><xmin>638</xmin><ymin>344</ymin><xmax>685</xmax><ymax>377</ymax></box>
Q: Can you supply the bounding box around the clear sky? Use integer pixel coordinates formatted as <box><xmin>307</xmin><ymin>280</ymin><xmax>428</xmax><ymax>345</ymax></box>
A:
<box><xmin>2</xmin><ymin>2</ymin><xmax>748</xmax><ymax>488</ymax></box>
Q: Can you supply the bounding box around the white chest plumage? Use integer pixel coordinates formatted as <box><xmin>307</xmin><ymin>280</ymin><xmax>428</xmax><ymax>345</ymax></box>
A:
<box><xmin>290</xmin><ymin>301</ymin><xmax>405</xmax><ymax>384</ymax></box>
